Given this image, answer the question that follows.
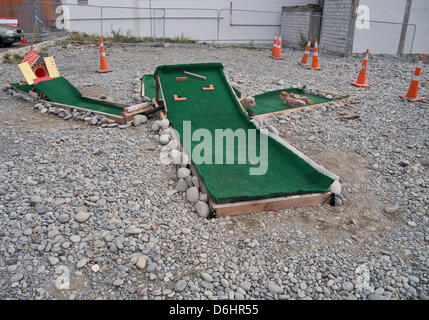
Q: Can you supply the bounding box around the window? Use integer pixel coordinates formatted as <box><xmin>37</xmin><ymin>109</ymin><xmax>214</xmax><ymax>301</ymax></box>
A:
<box><xmin>78</xmin><ymin>0</ymin><xmax>89</xmax><ymax>5</ymax></box>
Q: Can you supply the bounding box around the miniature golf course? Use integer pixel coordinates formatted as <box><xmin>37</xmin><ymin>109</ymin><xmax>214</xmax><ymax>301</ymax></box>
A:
<box><xmin>155</xmin><ymin>62</ymin><xmax>334</xmax><ymax>204</ymax></box>
<box><xmin>11</xmin><ymin>77</ymin><xmax>124</xmax><ymax>116</ymax></box>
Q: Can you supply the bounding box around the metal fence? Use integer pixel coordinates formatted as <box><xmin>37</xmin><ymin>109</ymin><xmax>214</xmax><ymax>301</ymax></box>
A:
<box><xmin>2</xmin><ymin>1</ymin><xmax>417</xmax><ymax>55</ymax></box>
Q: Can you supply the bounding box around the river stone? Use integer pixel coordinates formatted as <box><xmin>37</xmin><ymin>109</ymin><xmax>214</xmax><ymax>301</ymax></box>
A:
<box><xmin>160</xmin><ymin>134</ymin><xmax>170</xmax><ymax>145</ymax></box>
<box><xmin>158</xmin><ymin>119</ymin><xmax>170</xmax><ymax>129</ymax></box>
<box><xmin>186</xmin><ymin>187</ymin><xmax>199</xmax><ymax>204</ymax></box>
<box><xmin>57</xmin><ymin>214</ymin><xmax>70</xmax><ymax>224</ymax></box>
<box><xmin>175</xmin><ymin>179</ymin><xmax>189</xmax><ymax>192</ymax></box>
<box><xmin>76</xmin><ymin>258</ymin><xmax>88</xmax><ymax>269</ymax></box>
<box><xmin>177</xmin><ymin>167</ymin><xmax>190</xmax><ymax>179</ymax></box>
<box><xmin>191</xmin><ymin>176</ymin><xmax>199</xmax><ymax>188</ymax></box>
<box><xmin>133</xmin><ymin>114</ymin><xmax>148</xmax><ymax>126</ymax></box>
<box><xmin>136</xmin><ymin>256</ymin><xmax>147</xmax><ymax>270</ymax></box>
<box><xmin>195</xmin><ymin>201</ymin><xmax>210</xmax><ymax>218</ymax></box>
<box><xmin>151</xmin><ymin>120</ymin><xmax>161</xmax><ymax>131</ymax></box>
<box><xmin>75</xmin><ymin>211</ymin><xmax>90</xmax><ymax>223</ymax></box>
<box><xmin>329</xmin><ymin>180</ymin><xmax>342</xmax><ymax>194</ymax></box>
<box><xmin>174</xmin><ymin>280</ymin><xmax>187</xmax><ymax>292</ymax></box>
<box><xmin>267</xmin><ymin>281</ymin><xmax>283</xmax><ymax>294</ymax></box>
<box><xmin>342</xmin><ymin>281</ymin><xmax>354</xmax><ymax>292</ymax></box>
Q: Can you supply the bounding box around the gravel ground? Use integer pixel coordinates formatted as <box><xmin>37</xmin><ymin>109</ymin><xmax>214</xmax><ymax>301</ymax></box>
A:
<box><xmin>0</xmin><ymin>42</ymin><xmax>428</xmax><ymax>300</ymax></box>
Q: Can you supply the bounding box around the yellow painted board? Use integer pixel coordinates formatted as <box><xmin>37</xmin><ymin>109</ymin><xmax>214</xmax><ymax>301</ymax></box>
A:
<box><xmin>44</xmin><ymin>56</ymin><xmax>60</xmax><ymax>78</ymax></box>
<box><xmin>18</xmin><ymin>62</ymin><xmax>36</xmax><ymax>85</ymax></box>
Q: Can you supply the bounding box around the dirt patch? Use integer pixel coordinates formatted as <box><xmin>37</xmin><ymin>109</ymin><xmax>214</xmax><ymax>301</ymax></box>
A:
<box><xmin>311</xmin><ymin>150</ymin><xmax>371</xmax><ymax>184</ymax></box>
<box><xmin>0</xmin><ymin>105</ymin><xmax>88</xmax><ymax>130</ymax></box>
<box><xmin>79</xmin><ymin>84</ymin><xmax>122</xmax><ymax>102</ymax></box>
<box><xmin>44</xmin><ymin>273</ymin><xmax>93</xmax><ymax>300</ymax></box>
<box><xmin>231</xmin><ymin>150</ymin><xmax>399</xmax><ymax>253</ymax></box>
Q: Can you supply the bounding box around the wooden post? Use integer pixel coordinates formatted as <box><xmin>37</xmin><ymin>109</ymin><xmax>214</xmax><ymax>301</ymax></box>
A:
<box><xmin>155</xmin><ymin>75</ymin><xmax>159</xmax><ymax>103</ymax></box>
<box><xmin>30</xmin><ymin>20</ymin><xmax>37</xmax><ymax>51</ymax></box>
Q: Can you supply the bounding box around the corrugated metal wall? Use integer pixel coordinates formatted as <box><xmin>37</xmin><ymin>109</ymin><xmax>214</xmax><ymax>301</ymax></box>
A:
<box><xmin>0</xmin><ymin>0</ymin><xmax>27</xmax><ymax>18</ymax></box>
<box><xmin>0</xmin><ymin>0</ymin><xmax>58</xmax><ymax>31</ymax></box>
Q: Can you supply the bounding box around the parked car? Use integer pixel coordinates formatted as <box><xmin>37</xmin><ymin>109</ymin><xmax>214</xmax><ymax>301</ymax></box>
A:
<box><xmin>0</xmin><ymin>25</ymin><xmax>24</xmax><ymax>47</ymax></box>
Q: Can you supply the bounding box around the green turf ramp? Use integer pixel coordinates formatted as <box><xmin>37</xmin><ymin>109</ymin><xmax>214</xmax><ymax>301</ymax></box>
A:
<box><xmin>34</xmin><ymin>77</ymin><xmax>124</xmax><ymax>116</ymax></box>
<box><xmin>155</xmin><ymin>62</ymin><xmax>334</xmax><ymax>204</ymax></box>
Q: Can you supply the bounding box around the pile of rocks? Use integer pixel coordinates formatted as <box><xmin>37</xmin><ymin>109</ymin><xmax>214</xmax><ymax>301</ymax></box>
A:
<box><xmin>4</xmin><ymin>85</ymin><xmax>150</xmax><ymax>129</ymax></box>
<box><xmin>302</xmin><ymin>87</ymin><xmax>334</xmax><ymax>100</ymax></box>
<box><xmin>131</xmin><ymin>77</ymin><xmax>151</xmax><ymax>104</ymax></box>
<box><xmin>241</xmin><ymin>97</ymin><xmax>256</xmax><ymax>107</ymax></box>
<box><xmin>280</xmin><ymin>91</ymin><xmax>313</xmax><ymax>108</ymax></box>
<box><xmin>151</xmin><ymin>118</ymin><xmax>212</xmax><ymax>218</ymax></box>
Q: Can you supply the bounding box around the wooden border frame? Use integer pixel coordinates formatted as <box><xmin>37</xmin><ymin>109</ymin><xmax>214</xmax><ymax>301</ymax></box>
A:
<box><xmin>9</xmin><ymin>86</ymin><xmax>151</xmax><ymax>125</ymax></box>
<box><xmin>211</xmin><ymin>193</ymin><xmax>333</xmax><ymax>217</ymax></box>
<box><xmin>252</xmin><ymin>90</ymin><xmax>353</xmax><ymax>120</ymax></box>
<box><xmin>154</xmin><ymin>73</ymin><xmax>335</xmax><ymax>217</ymax></box>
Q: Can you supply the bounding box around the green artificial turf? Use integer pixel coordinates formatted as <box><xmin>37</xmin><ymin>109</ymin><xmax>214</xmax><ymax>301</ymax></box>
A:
<box><xmin>155</xmin><ymin>62</ymin><xmax>334</xmax><ymax>204</ymax></box>
<box><xmin>34</xmin><ymin>77</ymin><xmax>124</xmax><ymax>116</ymax></box>
<box><xmin>10</xmin><ymin>82</ymin><xmax>35</xmax><ymax>93</ymax></box>
<box><xmin>142</xmin><ymin>74</ymin><xmax>156</xmax><ymax>100</ymax></box>
<box><xmin>141</xmin><ymin>74</ymin><xmax>241</xmax><ymax>100</ymax></box>
<box><xmin>253</xmin><ymin>88</ymin><xmax>332</xmax><ymax>115</ymax></box>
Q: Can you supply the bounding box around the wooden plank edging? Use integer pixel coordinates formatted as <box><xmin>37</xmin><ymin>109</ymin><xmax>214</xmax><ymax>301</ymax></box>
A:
<box><xmin>212</xmin><ymin>192</ymin><xmax>333</xmax><ymax>217</ymax></box>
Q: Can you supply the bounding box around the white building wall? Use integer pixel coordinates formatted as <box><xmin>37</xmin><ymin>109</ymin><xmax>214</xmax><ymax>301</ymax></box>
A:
<box><xmin>404</xmin><ymin>0</ymin><xmax>429</xmax><ymax>54</ymax></box>
<box><xmin>62</xmin><ymin>0</ymin><xmax>319</xmax><ymax>44</ymax></box>
<box><xmin>62</xmin><ymin>0</ymin><xmax>429</xmax><ymax>53</ymax></box>
<box><xmin>353</xmin><ymin>0</ymin><xmax>429</xmax><ymax>54</ymax></box>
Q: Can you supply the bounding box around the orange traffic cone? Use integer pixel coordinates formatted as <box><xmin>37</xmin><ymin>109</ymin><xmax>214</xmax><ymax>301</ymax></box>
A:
<box><xmin>21</xmin><ymin>37</ymin><xmax>27</xmax><ymax>44</ymax></box>
<box><xmin>299</xmin><ymin>37</ymin><xmax>312</xmax><ymax>65</ymax></box>
<box><xmin>96</xmin><ymin>37</ymin><xmax>112</xmax><ymax>73</ymax></box>
<box><xmin>270</xmin><ymin>33</ymin><xmax>283</xmax><ymax>60</ymax></box>
<box><xmin>351</xmin><ymin>49</ymin><xmax>370</xmax><ymax>88</ymax></box>
<box><xmin>400</xmin><ymin>56</ymin><xmax>424</xmax><ymax>102</ymax></box>
<box><xmin>270</xmin><ymin>33</ymin><xmax>277</xmax><ymax>57</ymax></box>
<box><xmin>276</xmin><ymin>33</ymin><xmax>284</xmax><ymax>59</ymax></box>
<box><xmin>310</xmin><ymin>39</ymin><xmax>321</xmax><ymax>70</ymax></box>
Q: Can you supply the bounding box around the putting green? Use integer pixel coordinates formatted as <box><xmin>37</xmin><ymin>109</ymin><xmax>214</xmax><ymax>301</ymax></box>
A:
<box><xmin>11</xmin><ymin>77</ymin><xmax>125</xmax><ymax>116</ymax></box>
<box><xmin>142</xmin><ymin>74</ymin><xmax>156</xmax><ymax>100</ymax></box>
<box><xmin>252</xmin><ymin>88</ymin><xmax>342</xmax><ymax>115</ymax></box>
<box><xmin>155</xmin><ymin>63</ymin><xmax>334</xmax><ymax>204</ymax></box>
<box><xmin>10</xmin><ymin>82</ymin><xmax>35</xmax><ymax>93</ymax></box>
<box><xmin>142</xmin><ymin>73</ymin><xmax>242</xmax><ymax>100</ymax></box>
<box><xmin>34</xmin><ymin>77</ymin><xmax>124</xmax><ymax>116</ymax></box>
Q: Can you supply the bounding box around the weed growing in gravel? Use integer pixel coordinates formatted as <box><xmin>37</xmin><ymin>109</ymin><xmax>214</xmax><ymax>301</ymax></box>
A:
<box><xmin>60</xmin><ymin>30</ymin><xmax>197</xmax><ymax>46</ymax></box>
<box><xmin>2</xmin><ymin>53</ymin><xmax>24</xmax><ymax>64</ymax></box>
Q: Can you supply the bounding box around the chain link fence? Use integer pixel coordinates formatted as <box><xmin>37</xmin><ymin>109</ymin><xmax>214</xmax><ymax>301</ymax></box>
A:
<box><xmin>0</xmin><ymin>1</ymin><xmax>417</xmax><ymax>55</ymax></box>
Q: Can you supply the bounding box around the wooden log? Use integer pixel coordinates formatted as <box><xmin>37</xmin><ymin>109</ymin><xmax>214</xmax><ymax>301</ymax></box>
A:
<box><xmin>184</xmin><ymin>71</ymin><xmax>206</xmax><ymax>80</ymax></box>
<box><xmin>123</xmin><ymin>103</ymin><xmax>152</xmax><ymax>113</ymax></box>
